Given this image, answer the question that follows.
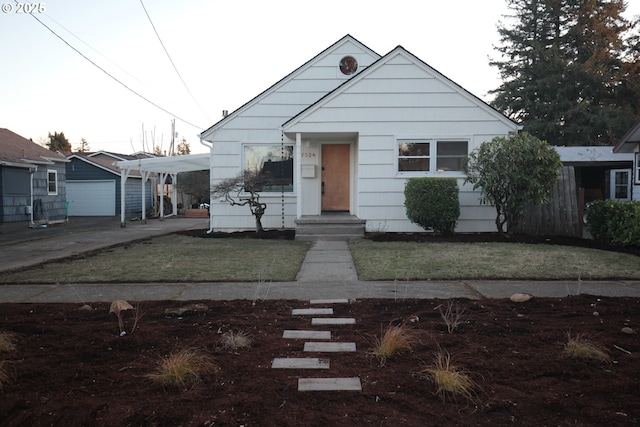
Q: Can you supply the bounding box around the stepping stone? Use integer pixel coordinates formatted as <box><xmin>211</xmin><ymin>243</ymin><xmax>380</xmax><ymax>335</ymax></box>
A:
<box><xmin>311</xmin><ymin>317</ymin><xmax>356</xmax><ymax>325</ymax></box>
<box><xmin>283</xmin><ymin>330</ymin><xmax>331</xmax><ymax>340</ymax></box>
<box><xmin>304</xmin><ymin>342</ymin><xmax>356</xmax><ymax>352</ymax></box>
<box><xmin>298</xmin><ymin>377</ymin><xmax>362</xmax><ymax>392</ymax></box>
<box><xmin>292</xmin><ymin>308</ymin><xmax>333</xmax><ymax>315</ymax></box>
<box><xmin>271</xmin><ymin>358</ymin><xmax>329</xmax><ymax>369</ymax></box>
<box><xmin>310</xmin><ymin>299</ymin><xmax>349</xmax><ymax>304</ymax></box>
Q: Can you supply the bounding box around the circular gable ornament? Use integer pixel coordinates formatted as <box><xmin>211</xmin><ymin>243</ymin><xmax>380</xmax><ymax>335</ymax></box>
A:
<box><xmin>339</xmin><ymin>56</ymin><xmax>358</xmax><ymax>75</ymax></box>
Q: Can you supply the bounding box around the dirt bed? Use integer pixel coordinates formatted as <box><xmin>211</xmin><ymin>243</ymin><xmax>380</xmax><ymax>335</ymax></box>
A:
<box><xmin>1</xmin><ymin>296</ymin><xmax>639</xmax><ymax>426</ymax></box>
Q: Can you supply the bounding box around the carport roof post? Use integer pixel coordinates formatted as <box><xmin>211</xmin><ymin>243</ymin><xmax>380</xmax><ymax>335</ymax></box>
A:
<box><xmin>115</xmin><ymin>153</ymin><xmax>210</xmax><ymax>226</ymax></box>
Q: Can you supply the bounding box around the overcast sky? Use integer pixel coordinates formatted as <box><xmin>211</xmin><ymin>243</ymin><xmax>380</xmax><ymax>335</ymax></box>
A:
<box><xmin>1</xmin><ymin>0</ymin><xmax>638</xmax><ymax>155</ymax></box>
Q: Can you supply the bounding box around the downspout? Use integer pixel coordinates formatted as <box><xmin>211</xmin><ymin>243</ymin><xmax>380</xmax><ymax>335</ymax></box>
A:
<box><xmin>29</xmin><ymin>167</ymin><xmax>35</xmax><ymax>227</ymax></box>
<box><xmin>200</xmin><ymin>137</ymin><xmax>214</xmax><ymax>234</ymax></box>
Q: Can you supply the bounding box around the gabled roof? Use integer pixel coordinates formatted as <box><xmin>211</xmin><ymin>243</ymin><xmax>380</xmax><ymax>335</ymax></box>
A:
<box><xmin>200</xmin><ymin>34</ymin><xmax>380</xmax><ymax>139</ymax></box>
<box><xmin>283</xmin><ymin>45</ymin><xmax>520</xmax><ymax>131</ymax></box>
<box><xmin>68</xmin><ymin>152</ymin><xmax>143</xmax><ymax>178</ymax></box>
<box><xmin>614</xmin><ymin>119</ymin><xmax>640</xmax><ymax>153</ymax></box>
<box><xmin>0</xmin><ymin>128</ymin><xmax>68</xmax><ymax>168</ymax></box>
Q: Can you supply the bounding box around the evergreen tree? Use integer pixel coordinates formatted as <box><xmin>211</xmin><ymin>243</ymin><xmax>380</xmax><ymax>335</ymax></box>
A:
<box><xmin>491</xmin><ymin>0</ymin><xmax>639</xmax><ymax>145</ymax></box>
<box><xmin>46</xmin><ymin>131</ymin><xmax>72</xmax><ymax>152</ymax></box>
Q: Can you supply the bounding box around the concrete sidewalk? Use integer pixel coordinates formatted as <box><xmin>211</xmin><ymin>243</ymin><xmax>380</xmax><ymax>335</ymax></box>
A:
<box><xmin>1</xmin><ymin>218</ymin><xmax>639</xmax><ymax>303</ymax></box>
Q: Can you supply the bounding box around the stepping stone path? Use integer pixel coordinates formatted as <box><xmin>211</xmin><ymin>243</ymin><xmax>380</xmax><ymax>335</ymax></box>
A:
<box><xmin>270</xmin><ymin>299</ymin><xmax>361</xmax><ymax>392</ymax></box>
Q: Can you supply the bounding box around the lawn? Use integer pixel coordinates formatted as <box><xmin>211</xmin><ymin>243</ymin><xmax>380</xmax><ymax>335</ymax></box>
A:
<box><xmin>350</xmin><ymin>240</ymin><xmax>640</xmax><ymax>281</ymax></box>
<box><xmin>0</xmin><ymin>235</ymin><xmax>638</xmax><ymax>284</ymax></box>
<box><xmin>0</xmin><ymin>235</ymin><xmax>310</xmax><ymax>283</ymax></box>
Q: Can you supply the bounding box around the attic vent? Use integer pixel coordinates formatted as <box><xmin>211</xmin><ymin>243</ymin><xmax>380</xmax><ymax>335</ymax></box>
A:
<box><xmin>222</xmin><ymin>110</ymin><xmax>229</xmax><ymax>117</ymax></box>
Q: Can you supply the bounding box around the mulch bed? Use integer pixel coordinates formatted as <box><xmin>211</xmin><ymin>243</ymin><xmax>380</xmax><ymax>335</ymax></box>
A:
<box><xmin>1</xmin><ymin>296</ymin><xmax>639</xmax><ymax>426</ymax></box>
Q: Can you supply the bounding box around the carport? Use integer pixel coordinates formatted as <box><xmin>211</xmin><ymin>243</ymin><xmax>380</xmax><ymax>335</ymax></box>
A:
<box><xmin>115</xmin><ymin>154</ymin><xmax>210</xmax><ymax>226</ymax></box>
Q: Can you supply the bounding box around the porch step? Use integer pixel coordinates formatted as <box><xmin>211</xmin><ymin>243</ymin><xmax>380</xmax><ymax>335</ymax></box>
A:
<box><xmin>295</xmin><ymin>215</ymin><xmax>365</xmax><ymax>241</ymax></box>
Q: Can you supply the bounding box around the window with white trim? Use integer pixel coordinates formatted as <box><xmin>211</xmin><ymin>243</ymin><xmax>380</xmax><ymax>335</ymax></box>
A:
<box><xmin>398</xmin><ymin>139</ymin><xmax>468</xmax><ymax>173</ymax></box>
<box><xmin>47</xmin><ymin>170</ymin><xmax>58</xmax><ymax>195</ymax></box>
<box><xmin>243</xmin><ymin>145</ymin><xmax>294</xmax><ymax>192</ymax></box>
<box><xmin>635</xmin><ymin>152</ymin><xmax>640</xmax><ymax>185</ymax></box>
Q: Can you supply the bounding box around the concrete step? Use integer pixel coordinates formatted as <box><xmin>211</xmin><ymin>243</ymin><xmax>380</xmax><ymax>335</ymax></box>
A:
<box><xmin>311</xmin><ymin>317</ymin><xmax>356</xmax><ymax>325</ymax></box>
<box><xmin>295</xmin><ymin>215</ymin><xmax>365</xmax><ymax>241</ymax></box>
<box><xmin>304</xmin><ymin>342</ymin><xmax>356</xmax><ymax>352</ymax></box>
<box><xmin>283</xmin><ymin>330</ymin><xmax>331</xmax><ymax>340</ymax></box>
<box><xmin>271</xmin><ymin>358</ymin><xmax>330</xmax><ymax>369</ymax></box>
<box><xmin>292</xmin><ymin>308</ymin><xmax>333</xmax><ymax>316</ymax></box>
<box><xmin>298</xmin><ymin>377</ymin><xmax>362</xmax><ymax>391</ymax></box>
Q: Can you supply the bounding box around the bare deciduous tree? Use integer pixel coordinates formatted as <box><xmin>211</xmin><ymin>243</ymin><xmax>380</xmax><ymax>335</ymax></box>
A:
<box><xmin>212</xmin><ymin>171</ymin><xmax>269</xmax><ymax>232</ymax></box>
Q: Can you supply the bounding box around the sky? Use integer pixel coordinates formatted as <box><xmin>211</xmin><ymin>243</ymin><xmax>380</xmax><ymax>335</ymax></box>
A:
<box><xmin>1</xmin><ymin>0</ymin><xmax>639</xmax><ymax>155</ymax></box>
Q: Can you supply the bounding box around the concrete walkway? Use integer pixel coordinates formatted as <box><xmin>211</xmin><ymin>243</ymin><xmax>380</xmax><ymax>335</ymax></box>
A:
<box><xmin>1</xmin><ymin>217</ymin><xmax>639</xmax><ymax>303</ymax></box>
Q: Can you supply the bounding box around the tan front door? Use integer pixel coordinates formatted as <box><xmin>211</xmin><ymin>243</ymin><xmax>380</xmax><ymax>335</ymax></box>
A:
<box><xmin>321</xmin><ymin>144</ymin><xmax>350</xmax><ymax>211</ymax></box>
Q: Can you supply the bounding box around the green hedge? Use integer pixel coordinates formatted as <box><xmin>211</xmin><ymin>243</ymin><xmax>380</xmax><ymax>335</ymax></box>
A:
<box><xmin>404</xmin><ymin>178</ymin><xmax>460</xmax><ymax>235</ymax></box>
<box><xmin>586</xmin><ymin>200</ymin><xmax>640</xmax><ymax>246</ymax></box>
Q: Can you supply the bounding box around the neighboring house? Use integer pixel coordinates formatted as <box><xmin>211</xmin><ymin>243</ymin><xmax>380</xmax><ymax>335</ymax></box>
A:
<box><xmin>66</xmin><ymin>151</ymin><xmax>153</xmax><ymax>216</ymax></box>
<box><xmin>198</xmin><ymin>35</ymin><xmax>521</xmax><ymax>233</ymax></box>
<box><xmin>0</xmin><ymin>128</ymin><xmax>68</xmax><ymax>224</ymax></box>
<box><xmin>614</xmin><ymin>120</ymin><xmax>640</xmax><ymax>201</ymax></box>
<box><xmin>555</xmin><ymin>146</ymin><xmax>636</xmax><ymax>204</ymax></box>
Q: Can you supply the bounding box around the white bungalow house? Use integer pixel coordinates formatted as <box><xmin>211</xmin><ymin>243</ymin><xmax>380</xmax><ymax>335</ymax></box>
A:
<box><xmin>197</xmin><ymin>35</ymin><xmax>520</xmax><ymax>236</ymax></box>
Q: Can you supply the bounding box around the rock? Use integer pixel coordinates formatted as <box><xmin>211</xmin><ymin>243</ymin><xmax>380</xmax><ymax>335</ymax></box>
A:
<box><xmin>510</xmin><ymin>293</ymin><xmax>532</xmax><ymax>303</ymax></box>
<box><xmin>621</xmin><ymin>327</ymin><xmax>635</xmax><ymax>335</ymax></box>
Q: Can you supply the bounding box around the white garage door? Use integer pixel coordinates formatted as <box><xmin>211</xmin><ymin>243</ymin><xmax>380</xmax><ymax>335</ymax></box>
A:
<box><xmin>67</xmin><ymin>180</ymin><xmax>116</xmax><ymax>216</ymax></box>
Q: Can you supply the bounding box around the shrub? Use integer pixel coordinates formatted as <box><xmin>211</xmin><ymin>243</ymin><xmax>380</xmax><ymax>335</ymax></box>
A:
<box><xmin>369</xmin><ymin>323</ymin><xmax>418</xmax><ymax>366</ymax></box>
<box><xmin>146</xmin><ymin>348</ymin><xmax>217</xmax><ymax>387</ymax></box>
<box><xmin>404</xmin><ymin>178</ymin><xmax>460</xmax><ymax>235</ymax></box>
<box><xmin>438</xmin><ymin>301</ymin><xmax>468</xmax><ymax>334</ymax></box>
<box><xmin>464</xmin><ymin>133</ymin><xmax>561</xmax><ymax>234</ymax></box>
<box><xmin>586</xmin><ymin>200</ymin><xmax>640</xmax><ymax>246</ymax></box>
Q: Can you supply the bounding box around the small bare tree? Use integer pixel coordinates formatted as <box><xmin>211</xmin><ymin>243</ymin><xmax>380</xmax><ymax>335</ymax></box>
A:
<box><xmin>212</xmin><ymin>170</ymin><xmax>269</xmax><ymax>232</ymax></box>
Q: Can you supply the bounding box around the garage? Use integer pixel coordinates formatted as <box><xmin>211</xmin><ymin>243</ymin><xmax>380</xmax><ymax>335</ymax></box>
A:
<box><xmin>67</xmin><ymin>180</ymin><xmax>116</xmax><ymax>216</ymax></box>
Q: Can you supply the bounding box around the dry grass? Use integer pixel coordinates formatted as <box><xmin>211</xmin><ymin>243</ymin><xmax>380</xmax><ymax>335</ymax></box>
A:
<box><xmin>422</xmin><ymin>350</ymin><xmax>478</xmax><ymax>403</ymax></box>
<box><xmin>563</xmin><ymin>333</ymin><xmax>611</xmax><ymax>363</ymax></box>
<box><xmin>0</xmin><ymin>331</ymin><xmax>17</xmax><ymax>352</ymax></box>
<box><xmin>146</xmin><ymin>348</ymin><xmax>217</xmax><ymax>387</ymax></box>
<box><xmin>220</xmin><ymin>330</ymin><xmax>253</xmax><ymax>350</ymax></box>
<box><xmin>369</xmin><ymin>323</ymin><xmax>418</xmax><ymax>366</ymax></box>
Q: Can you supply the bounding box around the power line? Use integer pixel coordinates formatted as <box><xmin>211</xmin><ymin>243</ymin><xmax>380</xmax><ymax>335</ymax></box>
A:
<box><xmin>139</xmin><ymin>0</ymin><xmax>211</xmax><ymax>121</ymax></box>
<box><xmin>24</xmin><ymin>8</ymin><xmax>205</xmax><ymax>131</ymax></box>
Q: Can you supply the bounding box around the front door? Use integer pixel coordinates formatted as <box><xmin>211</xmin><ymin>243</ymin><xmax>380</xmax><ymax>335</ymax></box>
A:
<box><xmin>321</xmin><ymin>144</ymin><xmax>350</xmax><ymax>211</ymax></box>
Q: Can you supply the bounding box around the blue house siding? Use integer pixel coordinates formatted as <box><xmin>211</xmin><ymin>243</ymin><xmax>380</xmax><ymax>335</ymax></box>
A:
<box><xmin>66</xmin><ymin>157</ymin><xmax>152</xmax><ymax>215</ymax></box>
<box><xmin>0</xmin><ymin>166</ymin><xmax>30</xmax><ymax>222</ymax></box>
<box><xmin>33</xmin><ymin>163</ymin><xmax>67</xmax><ymax>222</ymax></box>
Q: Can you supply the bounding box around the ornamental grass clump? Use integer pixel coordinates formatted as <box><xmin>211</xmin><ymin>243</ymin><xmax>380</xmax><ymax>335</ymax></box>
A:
<box><xmin>563</xmin><ymin>333</ymin><xmax>611</xmax><ymax>363</ymax></box>
<box><xmin>0</xmin><ymin>331</ymin><xmax>17</xmax><ymax>352</ymax></box>
<box><xmin>220</xmin><ymin>330</ymin><xmax>253</xmax><ymax>350</ymax></box>
<box><xmin>422</xmin><ymin>349</ymin><xmax>478</xmax><ymax>403</ymax></box>
<box><xmin>369</xmin><ymin>323</ymin><xmax>418</xmax><ymax>366</ymax></box>
<box><xmin>0</xmin><ymin>361</ymin><xmax>12</xmax><ymax>391</ymax></box>
<box><xmin>146</xmin><ymin>348</ymin><xmax>217</xmax><ymax>387</ymax></box>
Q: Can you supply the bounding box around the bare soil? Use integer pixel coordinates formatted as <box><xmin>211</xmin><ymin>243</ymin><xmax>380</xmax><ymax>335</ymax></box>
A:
<box><xmin>1</xmin><ymin>296</ymin><xmax>639</xmax><ymax>426</ymax></box>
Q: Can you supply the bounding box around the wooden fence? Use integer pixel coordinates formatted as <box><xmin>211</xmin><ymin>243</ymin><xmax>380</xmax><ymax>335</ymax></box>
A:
<box><xmin>517</xmin><ymin>166</ymin><xmax>581</xmax><ymax>237</ymax></box>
